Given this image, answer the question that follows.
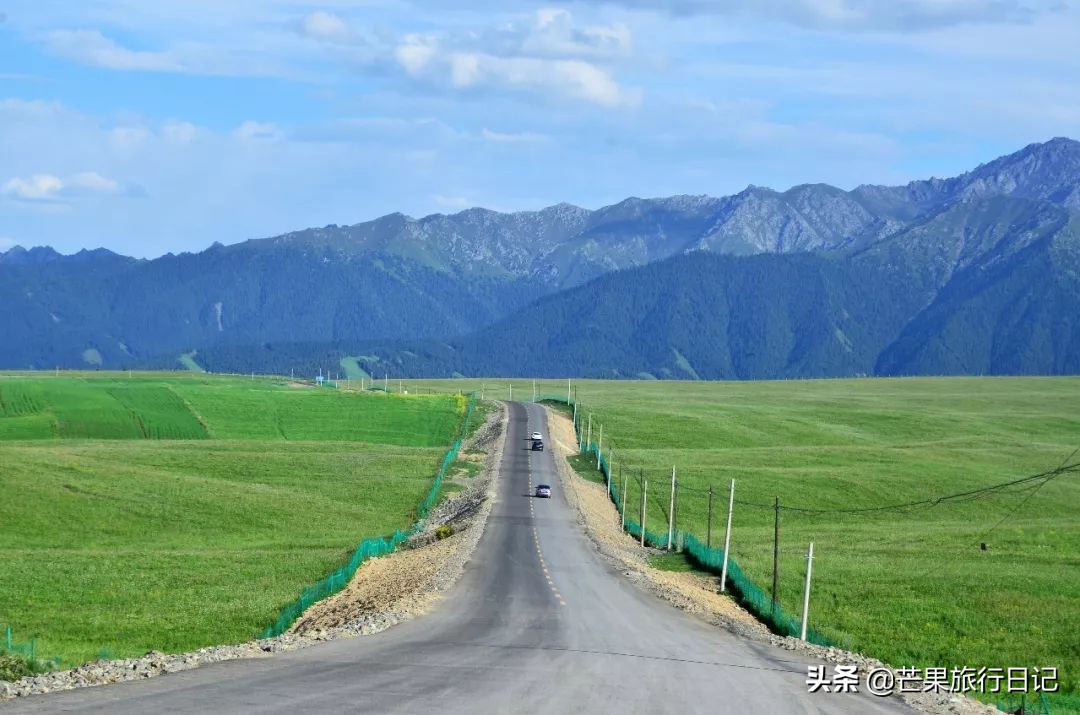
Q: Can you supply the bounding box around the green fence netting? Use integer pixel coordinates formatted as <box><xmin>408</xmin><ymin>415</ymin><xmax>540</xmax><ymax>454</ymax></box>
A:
<box><xmin>259</xmin><ymin>391</ymin><xmax>476</xmax><ymax>639</ymax></box>
<box><xmin>2</xmin><ymin>625</ymin><xmax>36</xmax><ymax>661</ymax></box>
<box><xmin>995</xmin><ymin>693</ymin><xmax>1053</xmax><ymax>715</ymax></box>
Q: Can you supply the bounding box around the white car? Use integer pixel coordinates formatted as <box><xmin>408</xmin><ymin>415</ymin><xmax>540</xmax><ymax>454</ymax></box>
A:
<box><xmin>535</xmin><ymin>484</ymin><xmax>552</xmax><ymax>498</ymax></box>
<box><xmin>531</xmin><ymin>431</ymin><xmax>543</xmax><ymax>441</ymax></box>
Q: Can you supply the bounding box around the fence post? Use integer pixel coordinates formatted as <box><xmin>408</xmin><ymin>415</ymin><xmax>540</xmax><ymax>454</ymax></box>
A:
<box><xmin>509</xmin><ymin>383</ymin><xmax>512</xmax><ymax>401</ymax></box>
<box><xmin>800</xmin><ymin>542</ymin><xmax>815</xmax><ymax>641</ymax></box>
<box><xmin>640</xmin><ymin>479</ymin><xmax>648</xmax><ymax>547</ymax></box>
<box><xmin>667</xmin><ymin>466</ymin><xmax>677</xmax><ymax>550</ymax></box>
<box><xmin>620</xmin><ymin>466</ymin><xmax>627</xmax><ymax>530</ymax></box>
<box><xmin>706</xmin><ymin>486</ymin><xmax>714</xmax><ymax>549</ymax></box>
<box><xmin>721</xmin><ymin>479</ymin><xmax>735</xmax><ymax>593</ymax></box>
<box><xmin>597</xmin><ymin>424</ymin><xmax>603</xmax><ymax>469</ymax></box>
<box><xmin>567</xmin><ymin>378</ymin><xmax>571</xmax><ymax>405</ymax></box>
<box><xmin>772</xmin><ymin>496</ymin><xmax>781</xmax><ymax>614</ymax></box>
<box><xmin>532</xmin><ymin>379</ymin><xmax>536</xmax><ymax>402</ymax></box>
<box><xmin>587</xmin><ymin>414</ymin><xmax>592</xmax><ymax>450</ymax></box>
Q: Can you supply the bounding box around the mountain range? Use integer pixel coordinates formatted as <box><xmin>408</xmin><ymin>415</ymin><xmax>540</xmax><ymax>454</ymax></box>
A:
<box><xmin>2</xmin><ymin>137</ymin><xmax>1079</xmax><ymax>379</ymax></box>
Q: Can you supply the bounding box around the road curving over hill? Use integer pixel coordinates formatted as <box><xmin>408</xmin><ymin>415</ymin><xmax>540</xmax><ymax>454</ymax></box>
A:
<box><xmin>5</xmin><ymin>402</ymin><xmax>912</xmax><ymax>714</ymax></box>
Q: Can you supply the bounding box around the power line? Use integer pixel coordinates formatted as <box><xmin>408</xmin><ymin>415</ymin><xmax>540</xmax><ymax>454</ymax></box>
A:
<box><xmin>608</xmin><ymin>446</ymin><xmax>1077</xmax><ymax>521</ymax></box>
<box><xmin>729</xmin><ymin>458</ymin><xmax>1079</xmax><ymax>515</ymax></box>
<box><xmin>730</xmin><ymin>462</ymin><xmax>1075</xmax><ymax>518</ymax></box>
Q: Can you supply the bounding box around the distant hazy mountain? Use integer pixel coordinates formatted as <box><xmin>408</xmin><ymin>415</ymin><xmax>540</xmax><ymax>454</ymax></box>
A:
<box><xmin>2</xmin><ymin>137</ymin><xmax>1079</xmax><ymax>377</ymax></box>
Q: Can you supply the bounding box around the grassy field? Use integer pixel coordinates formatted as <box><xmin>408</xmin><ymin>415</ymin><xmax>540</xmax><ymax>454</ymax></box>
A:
<box><xmin>403</xmin><ymin>376</ymin><xmax>1080</xmax><ymax>707</ymax></box>
<box><xmin>0</xmin><ymin>373</ymin><xmax>464</xmax><ymax>667</ymax></box>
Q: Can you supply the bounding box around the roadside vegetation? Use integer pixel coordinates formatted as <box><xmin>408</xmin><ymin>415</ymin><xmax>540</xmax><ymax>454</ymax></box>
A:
<box><xmin>404</xmin><ymin>376</ymin><xmax>1080</xmax><ymax>708</ymax></box>
<box><xmin>0</xmin><ymin>373</ymin><xmax>463</xmax><ymax>669</ymax></box>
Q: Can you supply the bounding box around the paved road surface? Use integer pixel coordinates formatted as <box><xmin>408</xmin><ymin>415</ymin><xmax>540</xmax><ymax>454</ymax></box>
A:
<box><xmin>5</xmin><ymin>402</ymin><xmax>912</xmax><ymax>713</ymax></box>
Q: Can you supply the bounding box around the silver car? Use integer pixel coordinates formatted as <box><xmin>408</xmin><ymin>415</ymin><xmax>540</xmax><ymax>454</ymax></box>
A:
<box><xmin>535</xmin><ymin>484</ymin><xmax>552</xmax><ymax>498</ymax></box>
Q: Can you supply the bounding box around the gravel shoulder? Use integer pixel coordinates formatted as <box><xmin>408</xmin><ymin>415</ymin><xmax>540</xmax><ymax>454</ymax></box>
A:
<box><xmin>544</xmin><ymin>405</ymin><xmax>997</xmax><ymax>715</ymax></box>
<box><xmin>1</xmin><ymin>403</ymin><xmax>508</xmax><ymax>701</ymax></box>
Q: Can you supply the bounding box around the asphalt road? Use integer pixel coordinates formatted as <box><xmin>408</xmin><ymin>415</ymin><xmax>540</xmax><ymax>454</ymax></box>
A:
<box><xmin>6</xmin><ymin>402</ymin><xmax>913</xmax><ymax>714</ymax></box>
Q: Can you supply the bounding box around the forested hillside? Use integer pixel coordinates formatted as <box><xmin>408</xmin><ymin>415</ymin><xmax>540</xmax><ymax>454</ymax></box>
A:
<box><xmin>3</xmin><ymin>137</ymin><xmax>1079</xmax><ymax>378</ymax></box>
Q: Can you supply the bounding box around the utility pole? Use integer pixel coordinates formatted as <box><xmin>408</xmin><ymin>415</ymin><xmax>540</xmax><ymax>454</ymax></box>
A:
<box><xmin>620</xmin><ymin>466</ymin><xmax>627</xmax><ymax>530</ymax></box>
<box><xmin>772</xmin><ymin>496</ymin><xmax>781</xmax><ymax>614</ymax></box>
<box><xmin>567</xmin><ymin>378</ymin><xmax>571</xmax><ymax>406</ymax></box>
<box><xmin>384</xmin><ymin>373</ymin><xmax>388</xmax><ymax>392</ymax></box>
<box><xmin>509</xmin><ymin>383</ymin><xmax>512</xmax><ymax>401</ymax></box>
<box><xmin>721</xmin><ymin>479</ymin><xmax>735</xmax><ymax>593</ymax></box>
<box><xmin>667</xmin><ymin>467</ymin><xmax>677</xmax><ymax>550</ymax></box>
<box><xmin>572</xmin><ymin>400</ymin><xmax>578</xmax><ymax>433</ymax></box>
<box><xmin>532</xmin><ymin>379</ymin><xmax>536</xmax><ymax>402</ymax></box>
<box><xmin>640</xmin><ymin>478</ymin><xmax>648</xmax><ymax>547</ymax></box>
<box><xmin>481</xmin><ymin>384</ymin><xmax>485</xmax><ymax>400</ymax></box>
<box><xmin>706</xmin><ymin>486</ymin><xmax>714</xmax><ymax>549</ymax></box>
<box><xmin>800</xmin><ymin>542</ymin><xmax>815</xmax><ymax>641</ymax></box>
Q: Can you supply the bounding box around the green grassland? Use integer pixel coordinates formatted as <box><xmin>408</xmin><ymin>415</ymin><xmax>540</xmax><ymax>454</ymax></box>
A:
<box><xmin>0</xmin><ymin>373</ymin><xmax>463</xmax><ymax>667</ymax></box>
<box><xmin>403</xmin><ymin>376</ymin><xmax>1080</xmax><ymax>705</ymax></box>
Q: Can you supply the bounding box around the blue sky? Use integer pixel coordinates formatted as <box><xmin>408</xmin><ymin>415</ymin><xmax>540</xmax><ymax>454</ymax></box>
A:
<box><xmin>2</xmin><ymin>0</ymin><xmax>1078</xmax><ymax>258</ymax></box>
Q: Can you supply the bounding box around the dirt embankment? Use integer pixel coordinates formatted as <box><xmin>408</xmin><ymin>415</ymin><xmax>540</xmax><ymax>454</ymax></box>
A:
<box><xmin>544</xmin><ymin>406</ymin><xmax>996</xmax><ymax>715</ymax></box>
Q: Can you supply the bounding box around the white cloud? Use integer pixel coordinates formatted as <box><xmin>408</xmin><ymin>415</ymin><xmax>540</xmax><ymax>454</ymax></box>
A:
<box><xmin>398</xmin><ymin>46</ymin><xmax>640</xmax><ymax>107</ymax></box>
<box><xmin>43</xmin><ymin>29</ymin><xmax>183</xmax><ymax>71</ymax></box>
<box><xmin>300</xmin><ymin>11</ymin><xmax>353</xmax><ymax>43</ymax></box>
<box><xmin>69</xmin><ymin>171</ymin><xmax>121</xmax><ymax>194</ymax></box>
<box><xmin>392</xmin><ymin>10</ymin><xmax>640</xmax><ymax>107</ymax></box>
<box><xmin>38</xmin><ymin>25</ymin><xmax>302</xmax><ymax>80</ymax></box>
<box><xmin>395</xmin><ymin>34</ymin><xmax>438</xmax><ymax>74</ymax></box>
<box><xmin>2</xmin><ymin>174</ymin><xmax>65</xmax><ymax>201</ymax></box>
<box><xmin>522</xmin><ymin>9</ymin><xmax>632</xmax><ymax>59</ymax></box>
<box><xmin>233</xmin><ymin>120</ymin><xmax>284</xmax><ymax>142</ymax></box>
<box><xmin>2</xmin><ymin>171</ymin><xmax>127</xmax><ymax>202</ymax></box>
<box><xmin>585</xmin><ymin>0</ymin><xmax>1052</xmax><ymax>30</ymax></box>
<box><xmin>481</xmin><ymin>128</ymin><xmax>549</xmax><ymax>144</ymax></box>
<box><xmin>162</xmin><ymin>121</ymin><xmax>199</xmax><ymax>144</ymax></box>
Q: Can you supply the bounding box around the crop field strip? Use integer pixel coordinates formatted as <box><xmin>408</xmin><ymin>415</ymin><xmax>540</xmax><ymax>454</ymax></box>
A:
<box><xmin>402</xmin><ymin>376</ymin><xmax>1080</xmax><ymax>709</ymax></box>
<box><xmin>0</xmin><ymin>374</ymin><xmax>465</xmax><ymax>667</ymax></box>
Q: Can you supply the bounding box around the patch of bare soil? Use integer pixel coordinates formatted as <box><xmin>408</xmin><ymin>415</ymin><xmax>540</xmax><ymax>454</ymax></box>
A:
<box><xmin>544</xmin><ymin>406</ymin><xmax>996</xmax><ymax>715</ymax></box>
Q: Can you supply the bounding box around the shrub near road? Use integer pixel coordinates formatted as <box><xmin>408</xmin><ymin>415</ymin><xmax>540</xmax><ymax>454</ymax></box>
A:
<box><xmin>404</xmin><ymin>376</ymin><xmax>1080</xmax><ymax>709</ymax></box>
<box><xmin>0</xmin><ymin>374</ymin><xmax>463</xmax><ymax>667</ymax></box>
